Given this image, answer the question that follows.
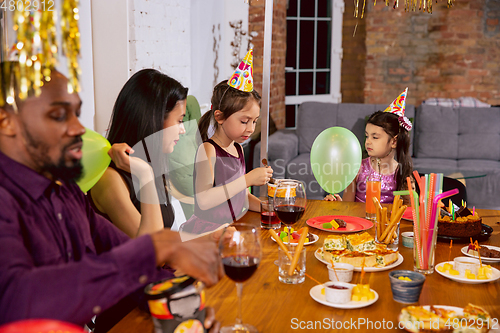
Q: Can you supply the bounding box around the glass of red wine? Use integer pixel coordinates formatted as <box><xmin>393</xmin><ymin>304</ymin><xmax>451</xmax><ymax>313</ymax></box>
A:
<box><xmin>273</xmin><ymin>180</ymin><xmax>307</xmax><ymax>250</ymax></box>
<box><xmin>219</xmin><ymin>223</ymin><xmax>261</xmax><ymax>333</ymax></box>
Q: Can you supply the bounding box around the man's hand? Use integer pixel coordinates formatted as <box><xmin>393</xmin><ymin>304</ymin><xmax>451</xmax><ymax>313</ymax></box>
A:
<box><xmin>151</xmin><ymin>230</ymin><xmax>223</xmax><ymax>287</ymax></box>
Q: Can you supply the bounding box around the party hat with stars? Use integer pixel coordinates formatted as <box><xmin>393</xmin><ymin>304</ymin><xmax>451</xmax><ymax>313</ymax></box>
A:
<box><xmin>384</xmin><ymin>87</ymin><xmax>412</xmax><ymax>131</ymax></box>
<box><xmin>227</xmin><ymin>49</ymin><xmax>253</xmax><ymax>92</ymax></box>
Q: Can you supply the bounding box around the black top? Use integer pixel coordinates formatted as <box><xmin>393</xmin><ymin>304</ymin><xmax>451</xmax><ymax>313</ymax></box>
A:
<box><xmin>88</xmin><ymin>162</ymin><xmax>175</xmax><ymax>229</ymax></box>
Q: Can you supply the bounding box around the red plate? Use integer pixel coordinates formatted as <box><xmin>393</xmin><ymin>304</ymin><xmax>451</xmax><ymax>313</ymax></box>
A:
<box><xmin>306</xmin><ymin>215</ymin><xmax>373</xmax><ymax>233</ymax></box>
<box><xmin>402</xmin><ymin>207</ymin><xmax>413</xmax><ymax>221</ymax></box>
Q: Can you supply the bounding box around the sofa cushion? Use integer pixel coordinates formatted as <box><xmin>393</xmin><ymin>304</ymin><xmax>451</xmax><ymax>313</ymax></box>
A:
<box><xmin>412</xmin><ymin>158</ymin><xmax>458</xmax><ymax>174</ymax></box>
<box><xmin>464</xmin><ymin>172</ymin><xmax>500</xmax><ymax>209</ymax></box>
<box><xmin>296</xmin><ymin>102</ymin><xmax>339</xmax><ymax>154</ymax></box>
<box><xmin>414</xmin><ymin>105</ymin><xmax>459</xmax><ymax>159</ymax></box>
<box><xmin>458</xmin><ymin>107</ymin><xmax>500</xmax><ymax>160</ymax></box>
<box><xmin>285</xmin><ymin>153</ymin><xmax>326</xmax><ymax>200</ymax></box>
<box><xmin>458</xmin><ymin>159</ymin><xmax>500</xmax><ymax>172</ymax></box>
<box><xmin>298</xmin><ymin>102</ymin><xmax>416</xmax><ymax>157</ymax></box>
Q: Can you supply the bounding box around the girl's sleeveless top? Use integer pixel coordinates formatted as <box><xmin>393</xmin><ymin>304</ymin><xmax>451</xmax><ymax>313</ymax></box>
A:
<box><xmin>180</xmin><ymin>139</ymin><xmax>247</xmax><ymax>234</ymax></box>
<box><xmin>355</xmin><ymin>157</ymin><xmax>397</xmax><ymax>204</ymax></box>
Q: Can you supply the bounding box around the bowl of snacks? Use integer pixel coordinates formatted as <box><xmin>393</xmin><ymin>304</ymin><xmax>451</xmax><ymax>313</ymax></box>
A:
<box><xmin>388</xmin><ymin>270</ymin><xmax>425</xmax><ymax>304</ymax></box>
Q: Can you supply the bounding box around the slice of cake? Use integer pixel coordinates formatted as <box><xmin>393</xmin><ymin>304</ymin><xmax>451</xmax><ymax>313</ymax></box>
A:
<box><xmin>346</xmin><ymin>232</ymin><xmax>376</xmax><ymax>252</ymax></box>
<box><xmin>323</xmin><ymin>234</ymin><xmax>346</xmax><ymax>251</ymax></box>
<box><xmin>438</xmin><ymin>206</ymin><xmax>482</xmax><ymax>238</ymax></box>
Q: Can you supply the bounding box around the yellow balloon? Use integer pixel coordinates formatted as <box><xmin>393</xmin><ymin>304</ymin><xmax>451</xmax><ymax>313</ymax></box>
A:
<box><xmin>76</xmin><ymin>128</ymin><xmax>111</xmax><ymax>193</ymax></box>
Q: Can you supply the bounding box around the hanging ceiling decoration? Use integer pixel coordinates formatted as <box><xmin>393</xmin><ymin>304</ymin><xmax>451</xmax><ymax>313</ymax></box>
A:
<box><xmin>355</xmin><ymin>0</ymin><xmax>455</xmax><ymax>18</ymax></box>
<box><xmin>0</xmin><ymin>0</ymin><xmax>80</xmax><ymax>108</ymax></box>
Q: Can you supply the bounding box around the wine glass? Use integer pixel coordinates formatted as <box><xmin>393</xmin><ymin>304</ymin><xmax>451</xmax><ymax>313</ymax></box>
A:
<box><xmin>219</xmin><ymin>223</ymin><xmax>262</xmax><ymax>333</ymax></box>
<box><xmin>273</xmin><ymin>180</ymin><xmax>307</xmax><ymax>250</ymax></box>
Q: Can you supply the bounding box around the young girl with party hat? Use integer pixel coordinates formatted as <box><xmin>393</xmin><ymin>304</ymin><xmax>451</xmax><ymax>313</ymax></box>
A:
<box><xmin>325</xmin><ymin>88</ymin><xmax>413</xmax><ymax>204</ymax></box>
<box><xmin>180</xmin><ymin>50</ymin><xmax>273</xmax><ymax>234</ymax></box>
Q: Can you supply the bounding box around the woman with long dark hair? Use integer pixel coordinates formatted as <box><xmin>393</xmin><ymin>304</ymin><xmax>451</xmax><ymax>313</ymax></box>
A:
<box><xmin>89</xmin><ymin>68</ymin><xmax>187</xmax><ymax>237</ymax></box>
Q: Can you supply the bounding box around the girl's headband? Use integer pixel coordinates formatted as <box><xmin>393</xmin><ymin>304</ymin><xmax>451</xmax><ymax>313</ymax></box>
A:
<box><xmin>383</xmin><ymin>87</ymin><xmax>412</xmax><ymax>131</ymax></box>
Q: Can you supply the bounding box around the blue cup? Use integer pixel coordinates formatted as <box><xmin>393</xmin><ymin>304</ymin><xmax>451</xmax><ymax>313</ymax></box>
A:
<box><xmin>389</xmin><ymin>270</ymin><xmax>425</xmax><ymax>304</ymax></box>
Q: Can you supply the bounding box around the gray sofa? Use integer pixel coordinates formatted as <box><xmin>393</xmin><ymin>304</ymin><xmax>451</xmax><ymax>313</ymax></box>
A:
<box><xmin>253</xmin><ymin>102</ymin><xmax>500</xmax><ymax>209</ymax></box>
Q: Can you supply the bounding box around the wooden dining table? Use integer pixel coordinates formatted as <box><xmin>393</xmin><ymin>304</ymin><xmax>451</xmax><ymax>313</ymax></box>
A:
<box><xmin>110</xmin><ymin>200</ymin><xmax>500</xmax><ymax>332</ymax></box>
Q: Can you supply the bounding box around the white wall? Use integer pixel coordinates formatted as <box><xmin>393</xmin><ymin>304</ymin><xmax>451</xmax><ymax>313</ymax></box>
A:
<box><xmin>129</xmin><ymin>0</ymin><xmax>192</xmax><ymax>87</ymax></box>
<box><xmin>76</xmin><ymin>0</ymin><xmax>95</xmax><ymax>130</ymax></box>
<box><xmin>90</xmin><ymin>0</ymin><xmax>130</xmax><ymax>135</ymax></box>
<box><xmin>190</xmin><ymin>0</ymin><xmax>249</xmax><ymax>110</ymax></box>
<box><xmin>90</xmin><ymin>0</ymin><xmax>249</xmax><ymax>132</ymax></box>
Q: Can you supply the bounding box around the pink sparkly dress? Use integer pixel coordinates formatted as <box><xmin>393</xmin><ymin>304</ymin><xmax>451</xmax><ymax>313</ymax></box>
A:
<box><xmin>355</xmin><ymin>158</ymin><xmax>397</xmax><ymax>204</ymax></box>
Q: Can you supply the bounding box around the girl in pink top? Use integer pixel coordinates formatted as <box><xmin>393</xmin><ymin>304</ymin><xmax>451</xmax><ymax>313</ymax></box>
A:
<box><xmin>325</xmin><ymin>108</ymin><xmax>413</xmax><ymax>204</ymax></box>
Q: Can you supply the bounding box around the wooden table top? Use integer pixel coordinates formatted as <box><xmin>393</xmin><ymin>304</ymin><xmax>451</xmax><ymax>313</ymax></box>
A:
<box><xmin>110</xmin><ymin>200</ymin><xmax>500</xmax><ymax>333</ymax></box>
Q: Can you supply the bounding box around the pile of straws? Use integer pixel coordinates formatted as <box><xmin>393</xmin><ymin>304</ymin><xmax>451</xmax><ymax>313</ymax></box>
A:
<box><xmin>394</xmin><ymin>171</ymin><xmax>459</xmax><ymax>272</ymax></box>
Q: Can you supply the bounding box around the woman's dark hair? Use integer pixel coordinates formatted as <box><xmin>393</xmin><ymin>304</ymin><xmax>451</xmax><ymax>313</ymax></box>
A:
<box><xmin>198</xmin><ymin>80</ymin><xmax>261</xmax><ymax>141</ymax></box>
<box><xmin>367</xmin><ymin>111</ymin><xmax>413</xmax><ymax>191</ymax></box>
<box><xmin>107</xmin><ymin>68</ymin><xmax>188</xmax><ymax>146</ymax></box>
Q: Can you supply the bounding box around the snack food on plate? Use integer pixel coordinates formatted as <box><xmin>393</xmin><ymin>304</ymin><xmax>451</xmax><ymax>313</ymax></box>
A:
<box><xmin>321</xmin><ymin>233</ymin><xmax>398</xmax><ymax>268</ymax></box>
<box><xmin>323</xmin><ymin>234</ymin><xmax>347</xmax><ymax>250</ymax></box>
<box><xmin>339</xmin><ymin>252</ymin><xmax>377</xmax><ymax>267</ymax></box>
<box><xmin>346</xmin><ymin>232</ymin><xmax>376</xmax><ymax>251</ymax></box>
<box><xmin>363</xmin><ymin>246</ymin><xmax>399</xmax><ymax>266</ymax></box>
<box><xmin>399</xmin><ymin>304</ymin><xmax>491</xmax><ymax>333</ymax></box>
<box><xmin>467</xmin><ymin>245</ymin><xmax>500</xmax><ymax>258</ymax></box>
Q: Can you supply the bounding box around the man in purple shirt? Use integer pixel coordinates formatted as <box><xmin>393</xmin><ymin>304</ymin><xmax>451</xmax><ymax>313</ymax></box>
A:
<box><xmin>0</xmin><ymin>67</ymin><xmax>223</xmax><ymax>329</ymax></box>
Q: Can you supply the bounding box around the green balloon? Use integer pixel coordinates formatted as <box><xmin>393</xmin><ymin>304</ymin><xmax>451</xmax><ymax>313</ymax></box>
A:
<box><xmin>310</xmin><ymin>127</ymin><xmax>362</xmax><ymax>194</ymax></box>
<box><xmin>77</xmin><ymin>128</ymin><xmax>111</xmax><ymax>193</ymax></box>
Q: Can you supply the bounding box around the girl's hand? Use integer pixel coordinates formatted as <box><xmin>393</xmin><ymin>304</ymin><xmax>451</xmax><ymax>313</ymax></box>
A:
<box><xmin>245</xmin><ymin>166</ymin><xmax>273</xmax><ymax>187</ymax></box>
<box><xmin>108</xmin><ymin>143</ymin><xmax>153</xmax><ymax>183</ymax></box>
<box><xmin>324</xmin><ymin>193</ymin><xmax>342</xmax><ymax>201</ymax></box>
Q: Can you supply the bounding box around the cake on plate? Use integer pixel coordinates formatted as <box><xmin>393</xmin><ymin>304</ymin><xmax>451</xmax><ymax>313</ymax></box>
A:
<box><xmin>437</xmin><ymin>206</ymin><xmax>482</xmax><ymax>238</ymax></box>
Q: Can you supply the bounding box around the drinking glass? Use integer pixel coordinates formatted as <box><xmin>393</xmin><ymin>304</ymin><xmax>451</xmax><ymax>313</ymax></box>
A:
<box><xmin>260</xmin><ymin>200</ymin><xmax>280</xmax><ymax>229</ymax></box>
<box><xmin>365</xmin><ymin>174</ymin><xmax>381</xmax><ymax>220</ymax></box>
<box><xmin>273</xmin><ymin>180</ymin><xmax>307</xmax><ymax>250</ymax></box>
<box><xmin>219</xmin><ymin>223</ymin><xmax>262</xmax><ymax>333</ymax></box>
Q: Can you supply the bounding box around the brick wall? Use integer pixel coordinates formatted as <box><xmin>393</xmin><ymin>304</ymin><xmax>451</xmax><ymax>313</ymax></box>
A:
<box><xmin>341</xmin><ymin>1</ymin><xmax>367</xmax><ymax>103</ymax></box>
<box><xmin>129</xmin><ymin>0</ymin><xmax>192</xmax><ymax>87</ymax></box>
<box><xmin>249</xmin><ymin>0</ymin><xmax>287</xmax><ymax>129</ymax></box>
<box><xmin>365</xmin><ymin>0</ymin><xmax>500</xmax><ymax>106</ymax></box>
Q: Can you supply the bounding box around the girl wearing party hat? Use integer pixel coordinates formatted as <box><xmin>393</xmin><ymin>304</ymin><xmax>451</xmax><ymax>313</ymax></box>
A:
<box><xmin>325</xmin><ymin>88</ymin><xmax>414</xmax><ymax>204</ymax></box>
<box><xmin>180</xmin><ymin>50</ymin><xmax>273</xmax><ymax>234</ymax></box>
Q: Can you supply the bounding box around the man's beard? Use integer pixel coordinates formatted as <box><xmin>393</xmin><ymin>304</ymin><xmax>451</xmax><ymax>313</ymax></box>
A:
<box><xmin>24</xmin><ymin>130</ymin><xmax>83</xmax><ymax>183</ymax></box>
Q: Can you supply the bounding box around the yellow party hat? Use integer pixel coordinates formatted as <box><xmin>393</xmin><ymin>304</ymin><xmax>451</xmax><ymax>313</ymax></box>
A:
<box><xmin>384</xmin><ymin>87</ymin><xmax>412</xmax><ymax>130</ymax></box>
<box><xmin>227</xmin><ymin>49</ymin><xmax>253</xmax><ymax>92</ymax></box>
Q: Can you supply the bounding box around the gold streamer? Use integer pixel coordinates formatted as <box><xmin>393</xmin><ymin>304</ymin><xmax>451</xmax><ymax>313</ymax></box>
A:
<box><xmin>359</xmin><ymin>0</ymin><xmax>453</xmax><ymax>17</ymax></box>
<box><xmin>0</xmin><ymin>0</ymin><xmax>80</xmax><ymax>107</ymax></box>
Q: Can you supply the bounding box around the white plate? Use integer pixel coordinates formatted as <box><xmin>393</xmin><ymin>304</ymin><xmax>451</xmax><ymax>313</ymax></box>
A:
<box><xmin>435</xmin><ymin>261</ymin><xmax>500</xmax><ymax>284</ymax></box>
<box><xmin>461</xmin><ymin>245</ymin><xmax>500</xmax><ymax>263</ymax></box>
<box><xmin>398</xmin><ymin>305</ymin><xmax>464</xmax><ymax>333</ymax></box>
<box><xmin>309</xmin><ymin>284</ymin><xmax>378</xmax><ymax>309</ymax></box>
<box><xmin>315</xmin><ymin>248</ymin><xmax>404</xmax><ymax>272</ymax></box>
<box><xmin>271</xmin><ymin>233</ymin><xmax>319</xmax><ymax>246</ymax></box>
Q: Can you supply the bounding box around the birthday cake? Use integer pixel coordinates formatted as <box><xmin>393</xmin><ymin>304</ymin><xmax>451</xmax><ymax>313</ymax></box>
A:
<box><xmin>437</xmin><ymin>206</ymin><xmax>482</xmax><ymax>238</ymax></box>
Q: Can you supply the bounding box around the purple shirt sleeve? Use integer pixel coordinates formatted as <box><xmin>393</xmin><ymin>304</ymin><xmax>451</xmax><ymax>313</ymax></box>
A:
<box><xmin>0</xmin><ymin>187</ymin><xmax>173</xmax><ymax>326</ymax></box>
